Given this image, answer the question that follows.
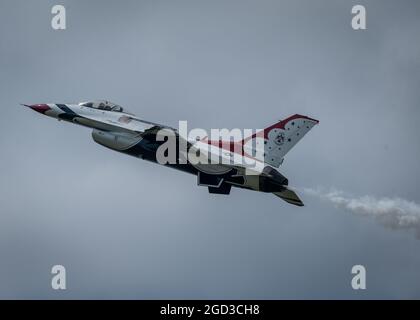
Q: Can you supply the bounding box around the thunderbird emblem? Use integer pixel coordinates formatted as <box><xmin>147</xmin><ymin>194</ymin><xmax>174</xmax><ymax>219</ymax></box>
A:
<box><xmin>274</xmin><ymin>132</ymin><xmax>285</xmax><ymax>145</ymax></box>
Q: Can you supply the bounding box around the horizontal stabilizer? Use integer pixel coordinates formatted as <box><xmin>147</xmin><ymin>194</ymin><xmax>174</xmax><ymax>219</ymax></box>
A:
<box><xmin>208</xmin><ymin>183</ymin><xmax>232</xmax><ymax>195</ymax></box>
<box><xmin>273</xmin><ymin>187</ymin><xmax>304</xmax><ymax>207</ymax></box>
<box><xmin>197</xmin><ymin>171</ymin><xmax>224</xmax><ymax>187</ymax></box>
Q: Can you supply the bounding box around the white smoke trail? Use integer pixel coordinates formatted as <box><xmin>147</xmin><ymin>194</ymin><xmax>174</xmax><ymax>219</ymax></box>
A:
<box><xmin>300</xmin><ymin>187</ymin><xmax>420</xmax><ymax>238</ymax></box>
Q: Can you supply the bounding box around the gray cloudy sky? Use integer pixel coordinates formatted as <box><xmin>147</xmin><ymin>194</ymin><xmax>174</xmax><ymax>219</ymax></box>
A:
<box><xmin>1</xmin><ymin>0</ymin><xmax>420</xmax><ymax>299</ymax></box>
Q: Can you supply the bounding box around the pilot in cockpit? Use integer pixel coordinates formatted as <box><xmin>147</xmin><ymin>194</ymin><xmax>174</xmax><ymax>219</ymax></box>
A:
<box><xmin>79</xmin><ymin>100</ymin><xmax>125</xmax><ymax>113</ymax></box>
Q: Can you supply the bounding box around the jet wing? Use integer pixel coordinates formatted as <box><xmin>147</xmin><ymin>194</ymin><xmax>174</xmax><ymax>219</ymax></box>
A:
<box><xmin>72</xmin><ymin>109</ymin><xmax>172</xmax><ymax>136</ymax></box>
<box><xmin>273</xmin><ymin>187</ymin><xmax>304</xmax><ymax>206</ymax></box>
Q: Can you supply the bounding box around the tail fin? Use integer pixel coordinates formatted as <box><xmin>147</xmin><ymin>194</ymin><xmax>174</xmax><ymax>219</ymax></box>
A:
<box><xmin>243</xmin><ymin>114</ymin><xmax>319</xmax><ymax>167</ymax></box>
<box><xmin>273</xmin><ymin>187</ymin><xmax>304</xmax><ymax>207</ymax></box>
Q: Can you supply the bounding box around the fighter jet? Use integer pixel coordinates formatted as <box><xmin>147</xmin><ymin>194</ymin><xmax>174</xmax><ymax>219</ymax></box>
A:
<box><xmin>24</xmin><ymin>100</ymin><xmax>318</xmax><ymax>206</ymax></box>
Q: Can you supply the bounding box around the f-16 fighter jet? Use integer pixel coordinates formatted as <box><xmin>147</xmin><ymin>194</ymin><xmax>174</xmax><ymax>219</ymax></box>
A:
<box><xmin>24</xmin><ymin>100</ymin><xmax>318</xmax><ymax>206</ymax></box>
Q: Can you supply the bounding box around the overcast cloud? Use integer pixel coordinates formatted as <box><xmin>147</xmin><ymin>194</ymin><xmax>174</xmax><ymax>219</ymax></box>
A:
<box><xmin>0</xmin><ymin>0</ymin><xmax>420</xmax><ymax>299</ymax></box>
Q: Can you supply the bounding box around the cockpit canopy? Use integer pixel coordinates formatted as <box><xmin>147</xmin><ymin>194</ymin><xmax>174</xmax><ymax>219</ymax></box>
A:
<box><xmin>79</xmin><ymin>100</ymin><xmax>124</xmax><ymax>112</ymax></box>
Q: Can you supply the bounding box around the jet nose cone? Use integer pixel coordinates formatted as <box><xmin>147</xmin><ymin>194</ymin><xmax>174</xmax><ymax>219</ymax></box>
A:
<box><xmin>23</xmin><ymin>104</ymin><xmax>51</xmax><ymax>114</ymax></box>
